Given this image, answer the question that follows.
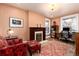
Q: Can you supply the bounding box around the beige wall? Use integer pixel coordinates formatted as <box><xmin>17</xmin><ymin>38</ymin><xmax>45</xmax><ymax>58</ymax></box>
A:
<box><xmin>28</xmin><ymin>11</ymin><xmax>45</xmax><ymax>27</ymax></box>
<box><xmin>28</xmin><ymin>11</ymin><xmax>45</xmax><ymax>39</ymax></box>
<box><xmin>0</xmin><ymin>4</ymin><xmax>29</xmax><ymax>40</ymax></box>
<box><xmin>0</xmin><ymin>4</ymin><xmax>46</xmax><ymax>40</ymax></box>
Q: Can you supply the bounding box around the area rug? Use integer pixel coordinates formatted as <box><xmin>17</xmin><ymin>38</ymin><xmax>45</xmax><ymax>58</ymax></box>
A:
<box><xmin>34</xmin><ymin>39</ymin><xmax>75</xmax><ymax>56</ymax></box>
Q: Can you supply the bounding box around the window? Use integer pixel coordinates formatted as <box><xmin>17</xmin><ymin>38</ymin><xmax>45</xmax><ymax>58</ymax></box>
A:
<box><xmin>60</xmin><ymin>14</ymin><xmax>79</xmax><ymax>32</ymax></box>
<box><xmin>45</xmin><ymin>18</ymin><xmax>51</xmax><ymax>36</ymax></box>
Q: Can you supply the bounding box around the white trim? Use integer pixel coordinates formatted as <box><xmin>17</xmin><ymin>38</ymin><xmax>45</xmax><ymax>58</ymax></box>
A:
<box><xmin>60</xmin><ymin>14</ymin><xmax>79</xmax><ymax>32</ymax></box>
<box><xmin>46</xmin><ymin>36</ymin><xmax>50</xmax><ymax>39</ymax></box>
<box><xmin>35</xmin><ymin>31</ymin><xmax>43</xmax><ymax>41</ymax></box>
<box><xmin>39</xmin><ymin>40</ymin><xmax>48</xmax><ymax>44</ymax></box>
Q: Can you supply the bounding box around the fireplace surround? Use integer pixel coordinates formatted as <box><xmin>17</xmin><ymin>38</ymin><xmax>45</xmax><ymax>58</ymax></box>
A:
<box><xmin>35</xmin><ymin>31</ymin><xmax>43</xmax><ymax>41</ymax></box>
<box><xmin>29</xmin><ymin>27</ymin><xmax>45</xmax><ymax>41</ymax></box>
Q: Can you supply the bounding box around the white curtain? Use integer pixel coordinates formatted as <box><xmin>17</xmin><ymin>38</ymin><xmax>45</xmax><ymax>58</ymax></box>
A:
<box><xmin>45</xmin><ymin>18</ymin><xmax>50</xmax><ymax>35</ymax></box>
<box><xmin>60</xmin><ymin>14</ymin><xmax>79</xmax><ymax>32</ymax></box>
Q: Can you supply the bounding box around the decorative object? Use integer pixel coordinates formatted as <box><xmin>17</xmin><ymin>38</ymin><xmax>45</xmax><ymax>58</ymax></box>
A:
<box><xmin>9</xmin><ymin>17</ymin><xmax>23</xmax><ymax>28</ymax></box>
<box><xmin>37</xmin><ymin>24</ymin><xmax>38</xmax><ymax>27</ymax></box>
<box><xmin>40</xmin><ymin>24</ymin><xmax>41</xmax><ymax>27</ymax></box>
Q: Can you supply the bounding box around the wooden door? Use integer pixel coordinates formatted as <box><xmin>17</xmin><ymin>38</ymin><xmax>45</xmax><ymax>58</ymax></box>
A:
<box><xmin>75</xmin><ymin>33</ymin><xmax>79</xmax><ymax>56</ymax></box>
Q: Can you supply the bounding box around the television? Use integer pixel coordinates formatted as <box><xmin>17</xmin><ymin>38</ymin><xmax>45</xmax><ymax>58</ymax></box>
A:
<box><xmin>63</xmin><ymin>27</ymin><xmax>70</xmax><ymax>31</ymax></box>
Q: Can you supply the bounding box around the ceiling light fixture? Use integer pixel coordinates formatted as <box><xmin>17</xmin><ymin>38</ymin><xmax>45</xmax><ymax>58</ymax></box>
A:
<box><xmin>48</xmin><ymin>4</ymin><xmax>54</xmax><ymax>18</ymax></box>
<box><xmin>48</xmin><ymin>4</ymin><xmax>54</xmax><ymax>10</ymax></box>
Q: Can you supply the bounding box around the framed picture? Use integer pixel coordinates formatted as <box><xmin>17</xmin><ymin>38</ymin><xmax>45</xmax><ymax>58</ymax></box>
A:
<box><xmin>9</xmin><ymin>17</ymin><xmax>23</xmax><ymax>28</ymax></box>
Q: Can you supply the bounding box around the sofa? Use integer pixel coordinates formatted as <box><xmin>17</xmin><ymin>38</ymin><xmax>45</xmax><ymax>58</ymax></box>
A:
<box><xmin>0</xmin><ymin>36</ymin><xmax>41</xmax><ymax>56</ymax></box>
<box><xmin>0</xmin><ymin>38</ymin><xmax>28</xmax><ymax>56</ymax></box>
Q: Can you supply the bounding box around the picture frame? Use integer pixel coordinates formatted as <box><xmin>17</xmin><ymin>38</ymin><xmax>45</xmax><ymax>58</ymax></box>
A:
<box><xmin>9</xmin><ymin>17</ymin><xmax>23</xmax><ymax>28</ymax></box>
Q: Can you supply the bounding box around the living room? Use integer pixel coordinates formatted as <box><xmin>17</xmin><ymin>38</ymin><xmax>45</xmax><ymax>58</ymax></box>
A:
<box><xmin>0</xmin><ymin>3</ymin><xmax>79</xmax><ymax>56</ymax></box>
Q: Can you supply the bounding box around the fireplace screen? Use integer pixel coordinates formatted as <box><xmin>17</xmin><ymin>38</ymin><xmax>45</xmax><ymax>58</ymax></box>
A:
<box><xmin>35</xmin><ymin>31</ymin><xmax>43</xmax><ymax>42</ymax></box>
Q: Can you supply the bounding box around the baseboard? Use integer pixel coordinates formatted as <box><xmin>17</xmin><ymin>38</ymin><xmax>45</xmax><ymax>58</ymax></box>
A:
<box><xmin>46</xmin><ymin>36</ymin><xmax>50</xmax><ymax>39</ymax></box>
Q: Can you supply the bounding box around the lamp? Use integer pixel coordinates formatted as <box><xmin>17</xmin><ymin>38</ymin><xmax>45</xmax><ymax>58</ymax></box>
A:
<box><xmin>7</xmin><ymin>29</ymin><xmax>14</xmax><ymax>38</ymax></box>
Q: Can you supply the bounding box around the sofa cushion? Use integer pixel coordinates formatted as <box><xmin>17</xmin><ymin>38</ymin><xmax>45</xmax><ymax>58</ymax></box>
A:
<box><xmin>6</xmin><ymin>39</ymin><xmax>14</xmax><ymax>45</ymax></box>
<box><xmin>6</xmin><ymin>38</ymin><xmax>23</xmax><ymax>45</ymax></box>
<box><xmin>13</xmin><ymin>39</ymin><xmax>22</xmax><ymax>44</ymax></box>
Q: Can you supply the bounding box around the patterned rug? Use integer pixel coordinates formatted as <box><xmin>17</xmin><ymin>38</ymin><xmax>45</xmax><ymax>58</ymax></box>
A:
<box><xmin>34</xmin><ymin>39</ymin><xmax>75</xmax><ymax>56</ymax></box>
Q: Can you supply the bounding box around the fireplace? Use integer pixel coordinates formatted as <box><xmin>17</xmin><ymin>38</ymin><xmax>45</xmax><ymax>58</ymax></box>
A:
<box><xmin>35</xmin><ymin>31</ymin><xmax>43</xmax><ymax>42</ymax></box>
<box><xmin>29</xmin><ymin>27</ymin><xmax>45</xmax><ymax>41</ymax></box>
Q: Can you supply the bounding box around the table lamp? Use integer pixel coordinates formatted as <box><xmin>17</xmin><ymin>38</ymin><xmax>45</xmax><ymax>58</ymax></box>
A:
<box><xmin>7</xmin><ymin>29</ymin><xmax>14</xmax><ymax>38</ymax></box>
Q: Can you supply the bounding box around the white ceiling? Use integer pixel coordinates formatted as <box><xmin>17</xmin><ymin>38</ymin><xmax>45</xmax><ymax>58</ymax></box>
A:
<box><xmin>7</xmin><ymin>3</ymin><xmax>79</xmax><ymax>18</ymax></box>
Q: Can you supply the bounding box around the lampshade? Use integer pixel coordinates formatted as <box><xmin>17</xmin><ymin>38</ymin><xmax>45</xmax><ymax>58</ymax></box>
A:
<box><xmin>7</xmin><ymin>29</ymin><xmax>14</xmax><ymax>37</ymax></box>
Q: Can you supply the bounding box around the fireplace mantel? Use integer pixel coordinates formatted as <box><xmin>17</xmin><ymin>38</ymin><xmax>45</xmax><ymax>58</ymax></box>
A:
<box><xmin>29</xmin><ymin>27</ymin><xmax>45</xmax><ymax>41</ymax></box>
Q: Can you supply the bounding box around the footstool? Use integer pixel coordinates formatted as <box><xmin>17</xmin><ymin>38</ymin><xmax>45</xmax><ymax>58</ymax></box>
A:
<box><xmin>27</xmin><ymin>40</ymin><xmax>41</xmax><ymax>56</ymax></box>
